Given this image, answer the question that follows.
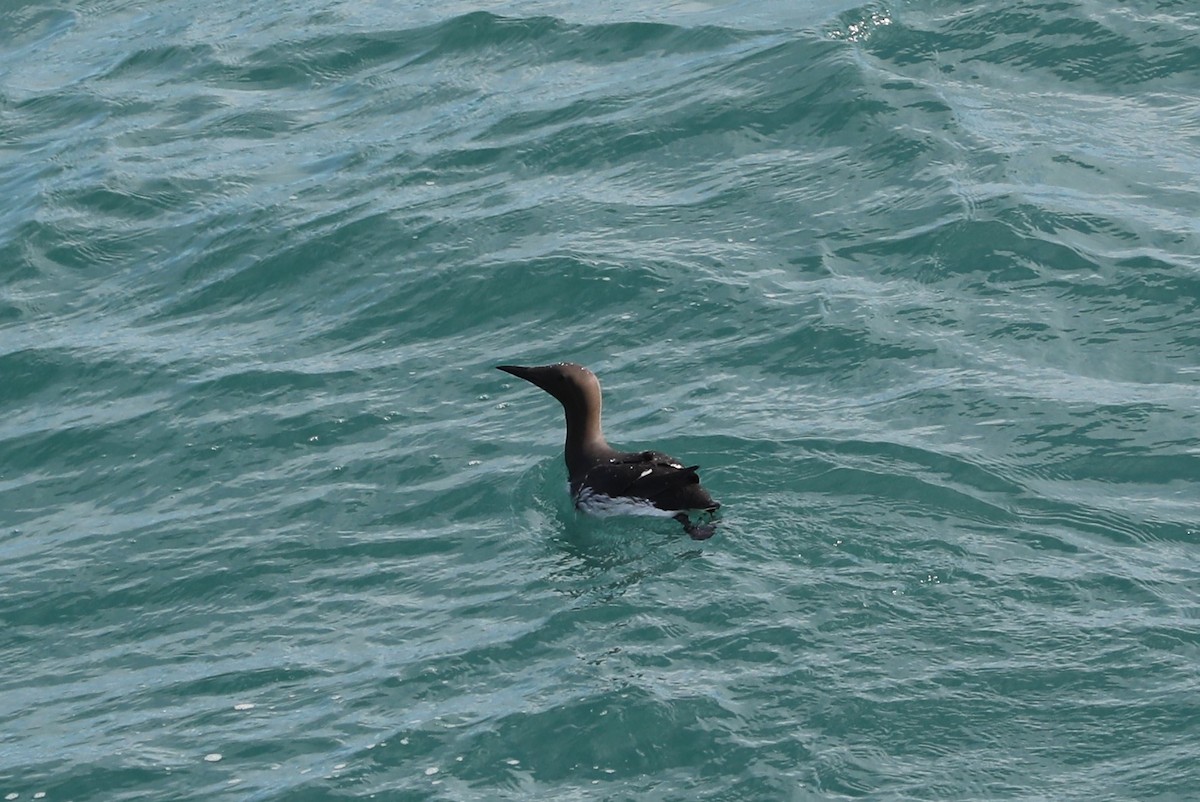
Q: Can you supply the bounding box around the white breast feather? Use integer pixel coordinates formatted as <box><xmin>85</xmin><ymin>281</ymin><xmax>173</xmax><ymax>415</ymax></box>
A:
<box><xmin>574</xmin><ymin>487</ymin><xmax>677</xmax><ymax>519</ymax></box>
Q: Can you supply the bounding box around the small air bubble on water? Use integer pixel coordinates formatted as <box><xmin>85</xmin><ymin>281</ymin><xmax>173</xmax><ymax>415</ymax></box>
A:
<box><xmin>204</xmin><ymin>753</ymin><xmax>222</xmax><ymax>762</ymax></box>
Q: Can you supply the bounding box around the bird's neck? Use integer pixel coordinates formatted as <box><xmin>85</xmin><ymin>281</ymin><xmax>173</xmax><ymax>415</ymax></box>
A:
<box><xmin>563</xmin><ymin>405</ymin><xmax>609</xmax><ymax>476</ymax></box>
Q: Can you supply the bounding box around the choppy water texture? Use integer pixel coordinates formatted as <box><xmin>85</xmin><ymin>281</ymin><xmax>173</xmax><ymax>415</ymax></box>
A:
<box><xmin>3</xmin><ymin>0</ymin><xmax>1199</xmax><ymax>799</ymax></box>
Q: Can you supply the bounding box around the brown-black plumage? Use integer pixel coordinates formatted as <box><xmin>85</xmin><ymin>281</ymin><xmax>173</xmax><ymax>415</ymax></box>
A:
<box><xmin>497</xmin><ymin>362</ymin><xmax>720</xmax><ymax>539</ymax></box>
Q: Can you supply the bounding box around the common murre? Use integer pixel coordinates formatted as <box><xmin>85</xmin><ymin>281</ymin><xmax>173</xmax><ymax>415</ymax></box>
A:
<box><xmin>497</xmin><ymin>362</ymin><xmax>721</xmax><ymax>540</ymax></box>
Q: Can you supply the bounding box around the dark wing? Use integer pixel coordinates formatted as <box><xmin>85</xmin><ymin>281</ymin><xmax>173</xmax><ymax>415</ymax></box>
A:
<box><xmin>577</xmin><ymin>451</ymin><xmax>718</xmax><ymax>512</ymax></box>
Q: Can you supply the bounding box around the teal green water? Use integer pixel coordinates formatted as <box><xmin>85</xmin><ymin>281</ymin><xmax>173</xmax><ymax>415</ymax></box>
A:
<box><xmin>3</xmin><ymin>1</ymin><xmax>1199</xmax><ymax>799</ymax></box>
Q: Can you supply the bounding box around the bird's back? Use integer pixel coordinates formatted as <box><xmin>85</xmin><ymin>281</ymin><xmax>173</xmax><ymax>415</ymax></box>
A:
<box><xmin>571</xmin><ymin>449</ymin><xmax>720</xmax><ymax>514</ymax></box>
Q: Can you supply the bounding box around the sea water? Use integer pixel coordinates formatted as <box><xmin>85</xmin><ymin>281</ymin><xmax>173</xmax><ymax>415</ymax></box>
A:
<box><xmin>2</xmin><ymin>1</ymin><xmax>1198</xmax><ymax>799</ymax></box>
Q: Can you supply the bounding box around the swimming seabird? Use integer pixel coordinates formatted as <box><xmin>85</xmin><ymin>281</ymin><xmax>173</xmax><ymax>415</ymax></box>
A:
<box><xmin>497</xmin><ymin>362</ymin><xmax>721</xmax><ymax>540</ymax></box>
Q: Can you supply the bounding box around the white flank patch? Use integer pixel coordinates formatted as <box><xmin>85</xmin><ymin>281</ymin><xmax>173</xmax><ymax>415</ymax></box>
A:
<box><xmin>637</xmin><ymin>468</ymin><xmax>653</xmax><ymax>479</ymax></box>
<box><xmin>575</xmin><ymin>488</ymin><xmax>677</xmax><ymax>519</ymax></box>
